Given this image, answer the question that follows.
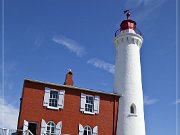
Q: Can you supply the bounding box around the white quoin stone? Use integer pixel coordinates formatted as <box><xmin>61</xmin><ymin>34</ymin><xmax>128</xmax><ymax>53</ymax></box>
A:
<box><xmin>114</xmin><ymin>29</ymin><xmax>146</xmax><ymax>135</ymax></box>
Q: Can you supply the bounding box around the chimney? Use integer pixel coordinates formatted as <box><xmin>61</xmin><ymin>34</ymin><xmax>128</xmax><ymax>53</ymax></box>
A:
<box><xmin>64</xmin><ymin>69</ymin><xmax>74</xmax><ymax>86</ymax></box>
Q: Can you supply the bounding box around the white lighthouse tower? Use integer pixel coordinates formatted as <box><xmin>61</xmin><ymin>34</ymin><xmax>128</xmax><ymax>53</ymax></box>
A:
<box><xmin>114</xmin><ymin>11</ymin><xmax>146</xmax><ymax>135</ymax></box>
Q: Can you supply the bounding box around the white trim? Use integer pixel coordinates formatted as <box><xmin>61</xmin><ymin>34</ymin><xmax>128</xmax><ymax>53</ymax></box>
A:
<box><xmin>84</xmin><ymin>111</ymin><xmax>95</xmax><ymax>115</ymax></box>
<box><xmin>47</xmin><ymin>106</ymin><xmax>59</xmax><ymax>110</ymax></box>
<box><xmin>25</xmin><ymin>79</ymin><xmax>121</xmax><ymax>96</ymax></box>
<box><xmin>84</xmin><ymin>94</ymin><xmax>94</xmax><ymax>114</ymax></box>
<box><xmin>128</xmin><ymin>114</ymin><xmax>138</xmax><ymax>117</ymax></box>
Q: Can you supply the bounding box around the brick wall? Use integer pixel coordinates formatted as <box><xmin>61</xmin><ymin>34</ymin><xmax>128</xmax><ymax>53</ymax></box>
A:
<box><xmin>17</xmin><ymin>80</ymin><xmax>119</xmax><ymax>135</ymax></box>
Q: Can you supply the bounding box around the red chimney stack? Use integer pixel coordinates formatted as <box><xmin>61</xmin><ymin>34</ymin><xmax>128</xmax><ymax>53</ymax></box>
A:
<box><xmin>64</xmin><ymin>69</ymin><xmax>74</xmax><ymax>86</ymax></box>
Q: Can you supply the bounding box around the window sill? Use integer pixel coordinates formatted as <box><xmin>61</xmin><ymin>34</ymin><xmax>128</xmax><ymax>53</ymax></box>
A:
<box><xmin>128</xmin><ymin>114</ymin><xmax>137</xmax><ymax>117</ymax></box>
<box><xmin>83</xmin><ymin>111</ymin><xmax>95</xmax><ymax>115</ymax></box>
<box><xmin>47</xmin><ymin>106</ymin><xmax>59</xmax><ymax>110</ymax></box>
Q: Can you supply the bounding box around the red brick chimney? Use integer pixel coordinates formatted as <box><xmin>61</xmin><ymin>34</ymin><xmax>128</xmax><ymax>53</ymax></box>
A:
<box><xmin>64</xmin><ymin>69</ymin><xmax>74</xmax><ymax>86</ymax></box>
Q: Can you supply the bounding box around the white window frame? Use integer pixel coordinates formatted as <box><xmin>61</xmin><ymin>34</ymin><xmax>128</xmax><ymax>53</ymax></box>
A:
<box><xmin>79</xmin><ymin>124</ymin><xmax>98</xmax><ymax>135</ymax></box>
<box><xmin>46</xmin><ymin>121</ymin><xmax>56</xmax><ymax>135</ymax></box>
<box><xmin>130</xmin><ymin>103</ymin><xmax>136</xmax><ymax>114</ymax></box>
<box><xmin>48</xmin><ymin>90</ymin><xmax>59</xmax><ymax>109</ymax></box>
<box><xmin>80</xmin><ymin>93</ymin><xmax>100</xmax><ymax>115</ymax></box>
<box><xmin>84</xmin><ymin>125</ymin><xmax>92</xmax><ymax>135</ymax></box>
<box><xmin>84</xmin><ymin>95</ymin><xmax>94</xmax><ymax>114</ymax></box>
<box><xmin>40</xmin><ymin>119</ymin><xmax>62</xmax><ymax>135</ymax></box>
<box><xmin>43</xmin><ymin>88</ymin><xmax>65</xmax><ymax>110</ymax></box>
<box><xmin>128</xmin><ymin>103</ymin><xmax>138</xmax><ymax>117</ymax></box>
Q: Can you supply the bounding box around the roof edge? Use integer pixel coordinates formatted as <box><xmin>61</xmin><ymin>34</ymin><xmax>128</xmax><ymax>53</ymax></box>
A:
<box><xmin>24</xmin><ymin>78</ymin><xmax>121</xmax><ymax>97</ymax></box>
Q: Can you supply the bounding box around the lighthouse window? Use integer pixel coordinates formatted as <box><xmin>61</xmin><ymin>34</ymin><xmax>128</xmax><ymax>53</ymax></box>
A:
<box><xmin>132</xmin><ymin>38</ymin><xmax>135</xmax><ymax>44</ymax></box>
<box><xmin>130</xmin><ymin>103</ymin><xmax>136</xmax><ymax>114</ymax></box>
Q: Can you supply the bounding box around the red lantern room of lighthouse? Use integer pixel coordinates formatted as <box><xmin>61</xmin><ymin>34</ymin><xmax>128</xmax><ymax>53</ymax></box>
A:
<box><xmin>115</xmin><ymin>10</ymin><xmax>142</xmax><ymax>37</ymax></box>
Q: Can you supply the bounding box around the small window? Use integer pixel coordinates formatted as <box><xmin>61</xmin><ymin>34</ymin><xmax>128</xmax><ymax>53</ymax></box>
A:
<box><xmin>46</xmin><ymin>121</ymin><xmax>55</xmax><ymax>135</ymax></box>
<box><xmin>43</xmin><ymin>88</ymin><xmax>65</xmax><ymax>110</ymax></box>
<box><xmin>79</xmin><ymin>124</ymin><xmax>98</xmax><ymax>135</ymax></box>
<box><xmin>49</xmin><ymin>91</ymin><xmax>59</xmax><ymax>107</ymax></box>
<box><xmin>84</xmin><ymin>125</ymin><xmax>92</xmax><ymax>135</ymax></box>
<box><xmin>80</xmin><ymin>93</ymin><xmax>100</xmax><ymax>114</ymax></box>
<box><xmin>85</xmin><ymin>96</ymin><xmax>94</xmax><ymax>113</ymax></box>
<box><xmin>132</xmin><ymin>38</ymin><xmax>135</xmax><ymax>44</ymax></box>
<box><xmin>40</xmin><ymin>119</ymin><xmax>62</xmax><ymax>135</ymax></box>
<box><xmin>130</xmin><ymin>103</ymin><xmax>136</xmax><ymax>114</ymax></box>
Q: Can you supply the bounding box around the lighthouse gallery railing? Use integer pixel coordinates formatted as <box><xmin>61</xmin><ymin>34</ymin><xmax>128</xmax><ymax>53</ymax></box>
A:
<box><xmin>115</xmin><ymin>28</ymin><xmax>142</xmax><ymax>37</ymax></box>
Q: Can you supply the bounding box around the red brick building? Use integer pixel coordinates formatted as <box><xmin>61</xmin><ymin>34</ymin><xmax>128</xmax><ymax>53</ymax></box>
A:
<box><xmin>17</xmin><ymin>70</ymin><xmax>120</xmax><ymax>135</ymax></box>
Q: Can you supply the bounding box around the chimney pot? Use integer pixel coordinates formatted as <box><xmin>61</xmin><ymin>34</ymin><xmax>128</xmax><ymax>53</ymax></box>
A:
<box><xmin>64</xmin><ymin>69</ymin><xmax>74</xmax><ymax>86</ymax></box>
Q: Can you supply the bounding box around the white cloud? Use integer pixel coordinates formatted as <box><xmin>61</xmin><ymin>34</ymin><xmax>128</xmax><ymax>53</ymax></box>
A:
<box><xmin>34</xmin><ymin>35</ymin><xmax>44</xmax><ymax>49</ymax></box>
<box><xmin>87</xmin><ymin>58</ymin><xmax>115</xmax><ymax>74</ymax></box>
<box><xmin>0</xmin><ymin>97</ymin><xmax>19</xmax><ymax>129</ymax></box>
<box><xmin>144</xmin><ymin>96</ymin><xmax>158</xmax><ymax>106</ymax></box>
<box><xmin>52</xmin><ymin>35</ymin><xmax>86</xmax><ymax>57</ymax></box>
<box><xmin>124</xmin><ymin>0</ymin><xmax>166</xmax><ymax>22</ymax></box>
<box><xmin>0</xmin><ymin>62</ymin><xmax>19</xmax><ymax>129</ymax></box>
<box><xmin>125</xmin><ymin>0</ymin><xmax>164</xmax><ymax>8</ymax></box>
<box><xmin>0</xmin><ymin>62</ymin><xmax>18</xmax><ymax>101</ymax></box>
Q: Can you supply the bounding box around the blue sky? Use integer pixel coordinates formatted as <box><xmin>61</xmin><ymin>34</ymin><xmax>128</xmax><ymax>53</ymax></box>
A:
<box><xmin>0</xmin><ymin>0</ymin><xmax>179</xmax><ymax>135</ymax></box>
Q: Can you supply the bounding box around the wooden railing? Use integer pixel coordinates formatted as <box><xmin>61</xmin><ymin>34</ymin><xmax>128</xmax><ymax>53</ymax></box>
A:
<box><xmin>0</xmin><ymin>128</ymin><xmax>33</xmax><ymax>135</ymax></box>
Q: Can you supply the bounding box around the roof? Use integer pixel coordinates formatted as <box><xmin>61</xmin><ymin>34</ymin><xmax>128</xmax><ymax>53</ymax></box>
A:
<box><xmin>24</xmin><ymin>79</ymin><xmax>121</xmax><ymax>97</ymax></box>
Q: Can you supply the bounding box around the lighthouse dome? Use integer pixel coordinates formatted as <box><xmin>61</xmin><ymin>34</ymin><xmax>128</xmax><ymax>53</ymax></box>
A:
<box><xmin>115</xmin><ymin>10</ymin><xmax>142</xmax><ymax>37</ymax></box>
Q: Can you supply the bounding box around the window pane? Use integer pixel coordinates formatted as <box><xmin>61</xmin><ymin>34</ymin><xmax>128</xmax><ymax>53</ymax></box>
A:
<box><xmin>84</xmin><ymin>126</ymin><xmax>92</xmax><ymax>135</ymax></box>
<box><xmin>49</xmin><ymin>91</ymin><xmax>59</xmax><ymax>107</ymax></box>
<box><xmin>51</xmin><ymin>127</ymin><xmax>55</xmax><ymax>133</ymax></box>
<box><xmin>47</xmin><ymin>121</ymin><xmax>55</xmax><ymax>135</ymax></box>
<box><xmin>130</xmin><ymin>104</ymin><xmax>136</xmax><ymax>114</ymax></box>
<box><xmin>84</xmin><ymin>130</ymin><xmax>87</xmax><ymax>135</ymax></box>
<box><xmin>85</xmin><ymin>95</ymin><xmax>94</xmax><ymax>113</ymax></box>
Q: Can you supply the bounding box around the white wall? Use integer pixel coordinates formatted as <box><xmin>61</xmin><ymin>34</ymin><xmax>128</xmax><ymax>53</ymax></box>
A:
<box><xmin>114</xmin><ymin>29</ymin><xmax>146</xmax><ymax>135</ymax></box>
